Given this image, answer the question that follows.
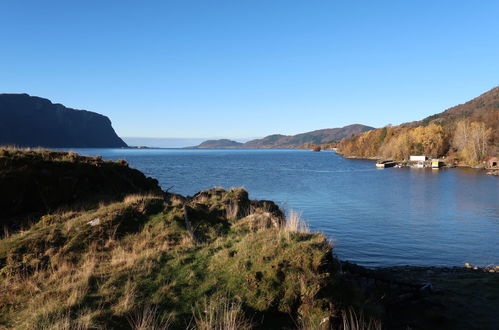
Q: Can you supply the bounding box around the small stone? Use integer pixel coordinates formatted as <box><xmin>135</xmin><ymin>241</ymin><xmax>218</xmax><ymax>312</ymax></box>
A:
<box><xmin>319</xmin><ymin>317</ymin><xmax>329</xmax><ymax>325</ymax></box>
<box><xmin>87</xmin><ymin>218</ymin><xmax>101</xmax><ymax>226</ymax></box>
<box><xmin>420</xmin><ymin>282</ymin><xmax>433</xmax><ymax>294</ymax></box>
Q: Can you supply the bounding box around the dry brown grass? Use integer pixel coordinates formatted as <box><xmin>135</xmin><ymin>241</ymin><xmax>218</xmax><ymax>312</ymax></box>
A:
<box><xmin>109</xmin><ymin>239</ymin><xmax>162</xmax><ymax>274</ymax></box>
<box><xmin>236</xmin><ymin>212</ymin><xmax>278</xmax><ymax>232</ymax></box>
<box><xmin>107</xmin><ymin>216</ymin><xmax>184</xmax><ymax>276</ymax></box>
<box><xmin>128</xmin><ymin>304</ymin><xmax>173</xmax><ymax>330</ymax></box>
<box><xmin>341</xmin><ymin>308</ymin><xmax>382</xmax><ymax>330</ymax></box>
<box><xmin>169</xmin><ymin>195</ymin><xmax>185</xmax><ymax>207</ymax></box>
<box><xmin>283</xmin><ymin>210</ymin><xmax>309</xmax><ymax>233</ymax></box>
<box><xmin>0</xmin><ymin>146</ymin><xmax>99</xmax><ymax>163</ymax></box>
<box><xmin>113</xmin><ymin>279</ymin><xmax>137</xmax><ymax>315</ymax></box>
<box><xmin>225</xmin><ymin>200</ymin><xmax>239</xmax><ymax>220</ymax></box>
<box><xmin>4</xmin><ymin>251</ymin><xmax>100</xmax><ymax>328</ymax></box>
<box><xmin>65</xmin><ymin>256</ymin><xmax>96</xmax><ymax>307</ymax></box>
<box><xmin>0</xmin><ymin>196</ymin><xmax>168</xmax><ymax>328</ymax></box>
<box><xmin>192</xmin><ymin>295</ymin><xmax>251</xmax><ymax>330</ymax></box>
<box><xmin>194</xmin><ymin>195</ymin><xmax>210</xmax><ymax>204</ymax></box>
<box><xmin>298</xmin><ymin>316</ymin><xmax>331</xmax><ymax>330</ymax></box>
<box><xmin>123</xmin><ymin>193</ymin><xmax>162</xmax><ymax>204</ymax></box>
<box><xmin>0</xmin><ymin>145</ymin><xmax>47</xmax><ymax>152</ymax></box>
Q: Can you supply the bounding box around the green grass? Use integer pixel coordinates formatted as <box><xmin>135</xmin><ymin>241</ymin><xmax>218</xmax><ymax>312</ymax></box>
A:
<box><xmin>0</xmin><ymin>186</ymin><xmax>350</xmax><ymax>329</ymax></box>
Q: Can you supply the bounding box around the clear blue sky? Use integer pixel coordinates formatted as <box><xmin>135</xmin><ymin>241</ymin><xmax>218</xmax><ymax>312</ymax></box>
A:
<box><xmin>1</xmin><ymin>1</ymin><xmax>498</xmax><ymax>139</ymax></box>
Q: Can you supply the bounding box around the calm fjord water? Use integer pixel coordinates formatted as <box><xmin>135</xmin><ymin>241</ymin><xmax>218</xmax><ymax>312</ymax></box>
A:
<box><xmin>68</xmin><ymin>148</ymin><xmax>498</xmax><ymax>267</ymax></box>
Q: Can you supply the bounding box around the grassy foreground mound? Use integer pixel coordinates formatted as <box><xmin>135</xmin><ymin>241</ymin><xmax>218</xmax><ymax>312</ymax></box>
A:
<box><xmin>0</xmin><ymin>150</ymin><xmax>356</xmax><ymax>330</ymax></box>
<box><xmin>0</xmin><ymin>189</ymin><xmax>350</xmax><ymax>329</ymax></box>
<box><xmin>0</xmin><ymin>147</ymin><xmax>162</xmax><ymax>231</ymax></box>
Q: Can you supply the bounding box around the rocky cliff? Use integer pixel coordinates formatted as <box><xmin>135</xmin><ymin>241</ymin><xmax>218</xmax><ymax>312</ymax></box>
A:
<box><xmin>0</xmin><ymin>94</ymin><xmax>127</xmax><ymax>148</ymax></box>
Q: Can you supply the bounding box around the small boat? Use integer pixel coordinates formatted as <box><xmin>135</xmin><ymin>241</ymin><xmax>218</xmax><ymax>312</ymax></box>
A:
<box><xmin>432</xmin><ymin>159</ymin><xmax>444</xmax><ymax>168</ymax></box>
<box><xmin>376</xmin><ymin>160</ymin><xmax>396</xmax><ymax>168</ymax></box>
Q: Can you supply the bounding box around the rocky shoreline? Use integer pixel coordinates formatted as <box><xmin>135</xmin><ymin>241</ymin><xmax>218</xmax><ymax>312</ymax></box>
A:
<box><xmin>338</xmin><ymin>152</ymin><xmax>499</xmax><ymax>174</ymax></box>
<box><xmin>342</xmin><ymin>262</ymin><xmax>499</xmax><ymax>329</ymax></box>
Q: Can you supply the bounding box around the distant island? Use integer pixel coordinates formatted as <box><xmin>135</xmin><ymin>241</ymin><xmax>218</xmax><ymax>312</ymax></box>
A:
<box><xmin>190</xmin><ymin>124</ymin><xmax>374</xmax><ymax>149</ymax></box>
<box><xmin>195</xmin><ymin>138</ymin><xmax>244</xmax><ymax>148</ymax></box>
<box><xmin>0</xmin><ymin>93</ymin><xmax>127</xmax><ymax>148</ymax></box>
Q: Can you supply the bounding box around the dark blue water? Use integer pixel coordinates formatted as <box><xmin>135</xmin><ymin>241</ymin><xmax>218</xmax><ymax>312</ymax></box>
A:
<box><xmin>65</xmin><ymin>148</ymin><xmax>499</xmax><ymax>267</ymax></box>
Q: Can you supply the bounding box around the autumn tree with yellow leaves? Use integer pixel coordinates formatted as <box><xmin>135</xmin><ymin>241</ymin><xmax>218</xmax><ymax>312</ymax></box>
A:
<box><xmin>452</xmin><ymin>120</ymin><xmax>492</xmax><ymax>164</ymax></box>
<box><xmin>336</xmin><ymin>86</ymin><xmax>498</xmax><ymax>166</ymax></box>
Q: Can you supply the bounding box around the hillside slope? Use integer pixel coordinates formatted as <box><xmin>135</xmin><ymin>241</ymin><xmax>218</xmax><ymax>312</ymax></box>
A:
<box><xmin>337</xmin><ymin>86</ymin><xmax>499</xmax><ymax>164</ymax></box>
<box><xmin>405</xmin><ymin>86</ymin><xmax>499</xmax><ymax>129</ymax></box>
<box><xmin>0</xmin><ymin>148</ymin><xmax>161</xmax><ymax>230</ymax></box>
<box><xmin>0</xmin><ymin>94</ymin><xmax>127</xmax><ymax>148</ymax></box>
<box><xmin>244</xmin><ymin>124</ymin><xmax>374</xmax><ymax>147</ymax></box>
<box><xmin>193</xmin><ymin>124</ymin><xmax>374</xmax><ymax>149</ymax></box>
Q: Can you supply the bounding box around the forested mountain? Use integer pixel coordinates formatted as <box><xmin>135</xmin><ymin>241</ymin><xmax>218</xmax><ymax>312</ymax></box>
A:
<box><xmin>337</xmin><ymin>86</ymin><xmax>499</xmax><ymax>165</ymax></box>
<box><xmin>244</xmin><ymin>124</ymin><xmax>374</xmax><ymax>147</ymax></box>
<box><xmin>0</xmin><ymin>94</ymin><xmax>127</xmax><ymax>148</ymax></box>
<box><xmin>193</xmin><ymin>124</ymin><xmax>374</xmax><ymax>149</ymax></box>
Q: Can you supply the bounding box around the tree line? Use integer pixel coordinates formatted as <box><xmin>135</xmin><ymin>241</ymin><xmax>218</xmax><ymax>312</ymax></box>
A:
<box><xmin>337</xmin><ymin>119</ymin><xmax>495</xmax><ymax>166</ymax></box>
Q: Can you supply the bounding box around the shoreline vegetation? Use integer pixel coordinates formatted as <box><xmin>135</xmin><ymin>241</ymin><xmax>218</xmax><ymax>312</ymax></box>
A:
<box><xmin>1</xmin><ymin>147</ymin><xmax>498</xmax><ymax>329</ymax></box>
<box><xmin>187</xmin><ymin>86</ymin><xmax>499</xmax><ymax>173</ymax></box>
<box><xmin>336</xmin><ymin>87</ymin><xmax>499</xmax><ymax>169</ymax></box>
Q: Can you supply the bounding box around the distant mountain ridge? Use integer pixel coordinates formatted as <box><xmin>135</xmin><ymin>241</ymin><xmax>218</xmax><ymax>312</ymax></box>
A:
<box><xmin>244</xmin><ymin>124</ymin><xmax>374</xmax><ymax>147</ymax></box>
<box><xmin>191</xmin><ymin>124</ymin><xmax>374</xmax><ymax>148</ymax></box>
<box><xmin>0</xmin><ymin>94</ymin><xmax>127</xmax><ymax>148</ymax></box>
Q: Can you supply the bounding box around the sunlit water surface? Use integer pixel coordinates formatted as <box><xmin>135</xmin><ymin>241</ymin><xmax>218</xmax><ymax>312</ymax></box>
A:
<box><xmin>64</xmin><ymin>148</ymin><xmax>499</xmax><ymax>267</ymax></box>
